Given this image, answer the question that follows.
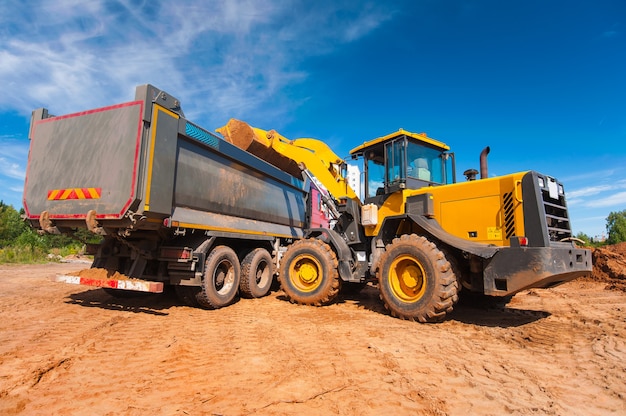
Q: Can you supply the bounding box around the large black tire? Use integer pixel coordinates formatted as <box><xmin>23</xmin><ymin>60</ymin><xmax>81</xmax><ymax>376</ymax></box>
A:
<box><xmin>240</xmin><ymin>248</ymin><xmax>274</xmax><ymax>298</ymax></box>
<box><xmin>196</xmin><ymin>246</ymin><xmax>240</xmax><ymax>309</ymax></box>
<box><xmin>278</xmin><ymin>239</ymin><xmax>340</xmax><ymax>306</ymax></box>
<box><xmin>377</xmin><ymin>234</ymin><xmax>458</xmax><ymax>323</ymax></box>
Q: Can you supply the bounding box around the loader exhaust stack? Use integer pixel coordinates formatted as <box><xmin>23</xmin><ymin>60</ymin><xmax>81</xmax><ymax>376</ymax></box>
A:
<box><xmin>480</xmin><ymin>146</ymin><xmax>490</xmax><ymax>179</ymax></box>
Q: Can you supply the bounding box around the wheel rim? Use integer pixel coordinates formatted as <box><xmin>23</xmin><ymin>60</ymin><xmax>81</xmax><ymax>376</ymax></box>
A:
<box><xmin>289</xmin><ymin>254</ymin><xmax>323</xmax><ymax>292</ymax></box>
<box><xmin>256</xmin><ymin>260</ymin><xmax>270</xmax><ymax>286</ymax></box>
<box><xmin>388</xmin><ymin>254</ymin><xmax>426</xmax><ymax>302</ymax></box>
<box><xmin>214</xmin><ymin>260</ymin><xmax>235</xmax><ymax>295</ymax></box>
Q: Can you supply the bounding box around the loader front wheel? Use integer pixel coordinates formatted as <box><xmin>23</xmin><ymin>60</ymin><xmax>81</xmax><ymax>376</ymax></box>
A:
<box><xmin>377</xmin><ymin>234</ymin><xmax>458</xmax><ymax>323</ymax></box>
<box><xmin>240</xmin><ymin>248</ymin><xmax>274</xmax><ymax>298</ymax></box>
<box><xmin>279</xmin><ymin>239</ymin><xmax>340</xmax><ymax>306</ymax></box>
<box><xmin>197</xmin><ymin>246</ymin><xmax>240</xmax><ymax>309</ymax></box>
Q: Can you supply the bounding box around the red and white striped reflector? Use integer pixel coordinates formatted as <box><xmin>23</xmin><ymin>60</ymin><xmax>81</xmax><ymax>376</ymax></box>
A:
<box><xmin>52</xmin><ymin>274</ymin><xmax>164</xmax><ymax>293</ymax></box>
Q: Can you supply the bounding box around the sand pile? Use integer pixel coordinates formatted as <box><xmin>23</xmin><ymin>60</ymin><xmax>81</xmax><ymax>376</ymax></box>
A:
<box><xmin>590</xmin><ymin>242</ymin><xmax>626</xmax><ymax>291</ymax></box>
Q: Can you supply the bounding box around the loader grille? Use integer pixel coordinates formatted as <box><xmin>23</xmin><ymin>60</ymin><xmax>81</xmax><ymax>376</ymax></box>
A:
<box><xmin>522</xmin><ymin>172</ymin><xmax>573</xmax><ymax>246</ymax></box>
<box><xmin>539</xmin><ymin>184</ymin><xmax>571</xmax><ymax>241</ymax></box>
<box><xmin>502</xmin><ymin>191</ymin><xmax>516</xmax><ymax>239</ymax></box>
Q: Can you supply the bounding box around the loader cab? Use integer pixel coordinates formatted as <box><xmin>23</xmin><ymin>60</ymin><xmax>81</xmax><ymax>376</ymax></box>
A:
<box><xmin>350</xmin><ymin>129</ymin><xmax>456</xmax><ymax>202</ymax></box>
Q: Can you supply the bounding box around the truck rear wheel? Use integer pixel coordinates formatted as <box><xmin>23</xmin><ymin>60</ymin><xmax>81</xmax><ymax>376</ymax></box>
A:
<box><xmin>377</xmin><ymin>234</ymin><xmax>458</xmax><ymax>323</ymax></box>
<box><xmin>279</xmin><ymin>239</ymin><xmax>340</xmax><ymax>306</ymax></box>
<box><xmin>197</xmin><ymin>246</ymin><xmax>241</xmax><ymax>309</ymax></box>
<box><xmin>240</xmin><ymin>248</ymin><xmax>274</xmax><ymax>298</ymax></box>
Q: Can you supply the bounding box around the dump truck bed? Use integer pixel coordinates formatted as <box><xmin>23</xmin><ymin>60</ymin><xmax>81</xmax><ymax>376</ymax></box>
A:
<box><xmin>24</xmin><ymin>85</ymin><xmax>307</xmax><ymax>238</ymax></box>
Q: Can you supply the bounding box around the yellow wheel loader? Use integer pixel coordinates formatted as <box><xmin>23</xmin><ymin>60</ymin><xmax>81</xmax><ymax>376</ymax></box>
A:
<box><xmin>218</xmin><ymin>120</ymin><xmax>592</xmax><ymax>322</ymax></box>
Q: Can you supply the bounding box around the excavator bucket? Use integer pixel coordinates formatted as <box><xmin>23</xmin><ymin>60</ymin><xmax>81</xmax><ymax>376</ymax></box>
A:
<box><xmin>216</xmin><ymin>119</ymin><xmax>302</xmax><ymax>178</ymax></box>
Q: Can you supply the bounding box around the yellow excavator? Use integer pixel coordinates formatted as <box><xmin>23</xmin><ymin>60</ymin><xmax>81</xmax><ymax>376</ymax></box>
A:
<box><xmin>218</xmin><ymin>118</ymin><xmax>592</xmax><ymax>322</ymax></box>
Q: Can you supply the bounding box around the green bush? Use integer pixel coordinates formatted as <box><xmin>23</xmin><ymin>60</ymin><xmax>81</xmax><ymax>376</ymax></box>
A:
<box><xmin>0</xmin><ymin>201</ymin><xmax>92</xmax><ymax>263</ymax></box>
<box><xmin>0</xmin><ymin>245</ymin><xmax>51</xmax><ymax>263</ymax></box>
<box><xmin>606</xmin><ymin>210</ymin><xmax>626</xmax><ymax>245</ymax></box>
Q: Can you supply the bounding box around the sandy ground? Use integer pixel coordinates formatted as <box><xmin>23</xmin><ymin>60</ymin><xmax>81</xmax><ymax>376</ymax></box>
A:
<box><xmin>0</xmin><ymin>262</ymin><xmax>624</xmax><ymax>416</ymax></box>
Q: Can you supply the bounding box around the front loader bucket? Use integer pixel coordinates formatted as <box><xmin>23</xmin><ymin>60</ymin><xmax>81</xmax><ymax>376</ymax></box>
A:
<box><xmin>216</xmin><ymin>118</ymin><xmax>302</xmax><ymax>177</ymax></box>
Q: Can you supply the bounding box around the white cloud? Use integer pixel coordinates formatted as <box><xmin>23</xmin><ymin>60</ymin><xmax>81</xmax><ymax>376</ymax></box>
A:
<box><xmin>560</xmin><ymin>167</ymin><xmax>622</xmax><ymax>184</ymax></box>
<box><xmin>567</xmin><ymin>180</ymin><xmax>626</xmax><ymax>198</ymax></box>
<box><xmin>0</xmin><ymin>0</ymin><xmax>395</xmax><ymax>209</ymax></box>
<box><xmin>567</xmin><ymin>184</ymin><xmax>614</xmax><ymax>199</ymax></box>
<box><xmin>0</xmin><ymin>158</ymin><xmax>25</xmax><ymax>180</ymax></box>
<box><xmin>0</xmin><ymin>0</ymin><xmax>394</xmax><ymax>126</ymax></box>
<box><xmin>585</xmin><ymin>191</ymin><xmax>626</xmax><ymax>208</ymax></box>
<box><xmin>566</xmin><ymin>175</ymin><xmax>626</xmax><ymax>210</ymax></box>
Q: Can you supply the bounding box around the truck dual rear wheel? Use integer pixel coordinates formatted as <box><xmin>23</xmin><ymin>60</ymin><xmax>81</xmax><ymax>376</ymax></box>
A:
<box><xmin>377</xmin><ymin>234</ymin><xmax>458</xmax><ymax>323</ymax></box>
<box><xmin>279</xmin><ymin>239</ymin><xmax>340</xmax><ymax>306</ymax></box>
<box><xmin>197</xmin><ymin>245</ymin><xmax>241</xmax><ymax>309</ymax></box>
<box><xmin>240</xmin><ymin>248</ymin><xmax>274</xmax><ymax>298</ymax></box>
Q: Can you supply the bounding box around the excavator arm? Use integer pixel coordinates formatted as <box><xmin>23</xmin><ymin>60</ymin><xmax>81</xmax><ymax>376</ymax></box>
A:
<box><xmin>216</xmin><ymin>119</ymin><xmax>361</xmax><ymax>205</ymax></box>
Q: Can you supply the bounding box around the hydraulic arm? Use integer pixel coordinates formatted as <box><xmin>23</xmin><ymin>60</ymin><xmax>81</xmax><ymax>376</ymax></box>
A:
<box><xmin>217</xmin><ymin>119</ymin><xmax>360</xmax><ymax>204</ymax></box>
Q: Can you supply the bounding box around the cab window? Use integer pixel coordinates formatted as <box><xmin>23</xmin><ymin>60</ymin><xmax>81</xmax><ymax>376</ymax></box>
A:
<box><xmin>406</xmin><ymin>141</ymin><xmax>445</xmax><ymax>185</ymax></box>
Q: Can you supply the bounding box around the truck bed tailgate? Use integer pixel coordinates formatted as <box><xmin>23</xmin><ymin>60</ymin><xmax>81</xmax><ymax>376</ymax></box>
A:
<box><xmin>24</xmin><ymin>101</ymin><xmax>144</xmax><ymax>220</ymax></box>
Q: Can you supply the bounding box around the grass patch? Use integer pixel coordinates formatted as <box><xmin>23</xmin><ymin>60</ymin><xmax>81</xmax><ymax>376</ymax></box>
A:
<box><xmin>0</xmin><ymin>245</ymin><xmax>53</xmax><ymax>264</ymax></box>
<box><xmin>0</xmin><ymin>243</ymin><xmax>86</xmax><ymax>264</ymax></box>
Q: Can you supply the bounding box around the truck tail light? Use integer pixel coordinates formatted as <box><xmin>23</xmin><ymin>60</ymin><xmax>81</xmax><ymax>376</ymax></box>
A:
<box><xmin>160</xmin><ymin>247</ymin><xmax>193</xmax><ymax>261</ymax></box>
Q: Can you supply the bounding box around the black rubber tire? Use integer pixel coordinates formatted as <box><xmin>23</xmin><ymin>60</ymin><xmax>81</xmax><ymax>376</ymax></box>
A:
<box><xmin>196</xmin><ymin>246</ymin><xmax>241</xmax><ymax>309</ymax></box>
<box><xmin>278</xmin><ymin>239</ymin><xmax>340</xmax><ymax>306</ymax></box>
<box><xmin>240</xmin><ymin>248</ymin><xmax>274</xmax><ymax>298</ymax></box>
<box><xmin>377</xmin><ymin>234</ymin><xmax>458</xmax><ymax>323</ymax></box>
<box><xmin>174</xmin><ymin>285</ymin><xmax>202</xmax><ymax>307</ymax></box>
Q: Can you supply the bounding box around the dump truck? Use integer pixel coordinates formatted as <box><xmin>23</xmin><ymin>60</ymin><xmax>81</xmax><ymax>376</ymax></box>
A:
<box><xmin>24</xmin><ymin>84</ymin><xmax>592</xmax><ymax>322</ymax></box>
<box><xmin>24</xmin><ymin>84</ymin><xmax>331</xmax><ymax>308</ymax></box>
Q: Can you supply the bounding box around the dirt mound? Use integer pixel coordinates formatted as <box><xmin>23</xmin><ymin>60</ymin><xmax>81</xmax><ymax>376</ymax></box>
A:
<box><xmin>590</xmin><ymin>242</ymin><xmax>626</xmax><ymax>291</ymax></box>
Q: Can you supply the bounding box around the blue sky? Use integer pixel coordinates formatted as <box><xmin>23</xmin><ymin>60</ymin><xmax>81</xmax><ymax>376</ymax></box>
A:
<box><xmin>1</xmin><ymin>0</ymin><xmax>624</xmax><ymax>239</ymax></box>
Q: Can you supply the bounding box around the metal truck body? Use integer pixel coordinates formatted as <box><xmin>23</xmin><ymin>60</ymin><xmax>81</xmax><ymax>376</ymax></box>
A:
<box><xmin>24</xmin><ymin>85</ymin><xmax>311</xmax><ymax>307</ymax></box>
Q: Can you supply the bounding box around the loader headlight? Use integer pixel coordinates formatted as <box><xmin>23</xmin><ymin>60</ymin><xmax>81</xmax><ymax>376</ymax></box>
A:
<box><xmin>537</xmin><ymin>176</ymin><xmax>545</xmax><ymax>188</ymax></box>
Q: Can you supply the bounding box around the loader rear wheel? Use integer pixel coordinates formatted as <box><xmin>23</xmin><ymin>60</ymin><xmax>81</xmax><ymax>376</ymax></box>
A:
<box><xmin>377</xmin><ymin>234</ymin><xmax>458</xmax><ymax>323</ymax></box>
<box><xmin>196</xmin><ymin>246</ymin><xmax>240</xmax><ymax>309</ymax></box>
<box><xmin>240</xmin><ymin>248</ymin><xmax>274</xmax><ymax>298</ymax></box>
<box><xmin>279</xmin><ymin>239</ymin><xmax>340</xmax><ymax>306</ymax></box>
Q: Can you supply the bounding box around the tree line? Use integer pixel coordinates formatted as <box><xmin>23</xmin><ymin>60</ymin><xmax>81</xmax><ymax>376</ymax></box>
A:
<box><xmin>576</xmin><ymin>209</ymin><xmax>626</xmax><ymax>247</ymax></box>
<box><xmin>1</xmin><ymin>201</ymin><xmax>626</xmax><ymax>262</ymax></box>
<box><xmin>0</xmin><ymin>201</ymin><xmax>99</xmax><ymax>262</ymax></box>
